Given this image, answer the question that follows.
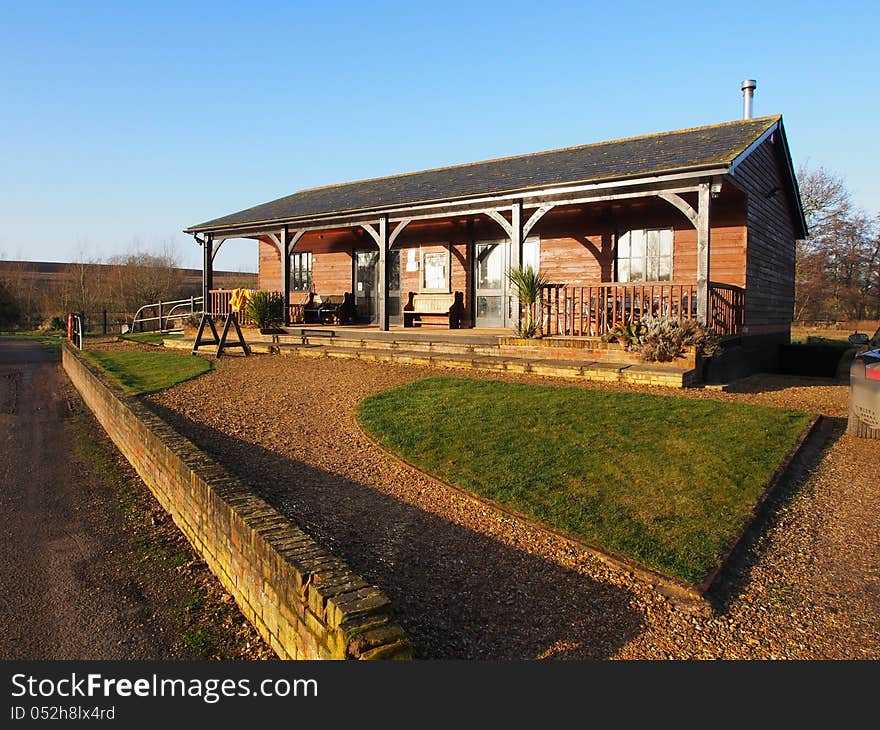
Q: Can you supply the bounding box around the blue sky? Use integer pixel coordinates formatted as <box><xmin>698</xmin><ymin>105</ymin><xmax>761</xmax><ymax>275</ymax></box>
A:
<box><xmin>1</xmin><ymin>0</ymin><xmax>877</xmax><ymax>272</ymax></box>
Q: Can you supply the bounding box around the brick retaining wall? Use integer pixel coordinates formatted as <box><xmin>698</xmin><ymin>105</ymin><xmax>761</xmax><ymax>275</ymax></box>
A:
<box><xmin>62</xmin><ymin>344</ymin><xmax>412</xmax><ymax>660</ymax></box>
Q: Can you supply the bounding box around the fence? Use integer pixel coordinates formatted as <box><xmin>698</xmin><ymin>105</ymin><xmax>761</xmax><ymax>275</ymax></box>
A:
<box><xmin>539</xmin><ymin>281</ymin><xmax>745</xmax><ymax>338</ymax></box>
<box><xmin>61</xmin><ymin>310</ymin><xmax>133</xmax><ymax>335</ymax></box>
<box><xmin>131</xmin><ymin>296</ymin><xmax>203</xmax><ymax>332</ymax></box>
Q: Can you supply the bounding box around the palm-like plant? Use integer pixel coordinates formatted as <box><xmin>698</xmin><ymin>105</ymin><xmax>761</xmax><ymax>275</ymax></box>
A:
<box><xmin>507</xmin><ymin>265</ymin><xmax>548</xmax><ymax>338</ymax></box>
<box><xmin>245</xmin><ymin>290</ymin><xmax>284</xmax><ymax>330</ymax></box>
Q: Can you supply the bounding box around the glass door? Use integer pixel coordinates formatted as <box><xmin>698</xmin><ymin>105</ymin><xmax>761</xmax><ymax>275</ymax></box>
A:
<box><xmin>388</xmin><ymin>249</ymin><xmax>402</xmax><ymax>325</ymax></box>
<box><xmin>474</xmin><ymin>241</ymin><xmax>509</xmax><ymax>328</ymax></box>
<box><xmin>354</xmin><ymin>249</ymin><xmax>378</xmax><ymax>323</ymax></box>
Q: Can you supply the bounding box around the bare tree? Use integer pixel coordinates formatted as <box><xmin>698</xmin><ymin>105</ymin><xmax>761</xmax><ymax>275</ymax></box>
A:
<box><xmin>106</xmin><ymin>240</ymin><xmax>185</xmax><ymax>312</ymax></box>
<box><xmin>795</xmin><ymin>164</ymin><xmax>880</xmax><ymax>322</ymax></box>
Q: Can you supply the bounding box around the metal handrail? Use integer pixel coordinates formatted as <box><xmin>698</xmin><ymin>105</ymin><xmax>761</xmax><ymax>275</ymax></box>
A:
<box><xmin>68</xmin><ymin>313</ymin><xmax>84</xmax><ymax>350</ymax></box>
<box><xmin>131</xmin><ymin>296</ymin><xmax>203</xmax><ymax>333</ymax></box>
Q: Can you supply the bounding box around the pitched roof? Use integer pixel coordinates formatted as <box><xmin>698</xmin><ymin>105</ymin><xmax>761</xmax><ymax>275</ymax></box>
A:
<box><xmin>188</xmin><ymin>115</ymin><xmax>782</xmax><ymax>232</ymax></box>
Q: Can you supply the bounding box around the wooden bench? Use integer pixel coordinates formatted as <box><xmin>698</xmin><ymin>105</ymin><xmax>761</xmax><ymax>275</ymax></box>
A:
<box><xmin>403</xmin><ymin>291</ymin><xmax>464</xmax><ymax>329</ymax></box>
<box><xmin>299</xmin><ymin>328</ymin><xmax>336</xmax><ymax>345</ymax></box>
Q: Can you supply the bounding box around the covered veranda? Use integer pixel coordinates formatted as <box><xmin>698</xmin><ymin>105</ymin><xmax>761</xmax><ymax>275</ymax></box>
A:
<box><xmin>191</xmin><ymin>177</ymin><xmax>742</xmax><ymax>338</ymax></box>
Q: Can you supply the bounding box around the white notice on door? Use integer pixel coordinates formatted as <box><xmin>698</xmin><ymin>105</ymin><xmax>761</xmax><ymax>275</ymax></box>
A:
<box><xmin>406</xmin><ymin>248</ymin><xmax>419</xmax><ymax>272</ymax></box>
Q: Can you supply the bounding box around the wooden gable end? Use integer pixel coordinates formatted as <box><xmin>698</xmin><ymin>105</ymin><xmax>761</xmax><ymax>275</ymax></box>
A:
<box><xmin>733</xmin><ymin>135</ymin><xmax>798</xmax><ymax>328</ymax></box>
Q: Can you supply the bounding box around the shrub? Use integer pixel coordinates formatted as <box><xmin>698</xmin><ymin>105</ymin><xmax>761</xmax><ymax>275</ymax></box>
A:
<box><xmin>245</xmin><ymin>290</ymin><xmax>284</xmax><ymax>330</ymax></box>
<box><xmin>637</xmin><ymin>316</ymin><xmax>720</xmax><ymax>362</ymax></box>
<box><xmin>679</xmin><ymin>318</ymin><xmax>720</xmax><ymax>358</ymax></box>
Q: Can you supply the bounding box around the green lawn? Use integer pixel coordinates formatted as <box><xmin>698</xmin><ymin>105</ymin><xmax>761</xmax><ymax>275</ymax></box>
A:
<box><xmin>119</xmin><ymin>331</ymin><xmax>183</xmax><ymax>345</ymax></box>
<box><xmin>357</xmin><ymin>377</ymin><xmax>813</xmax><ymax>584</ymax></box>
<box><xmin>84</xmin><ymin>349</ymin><xmax>210</xmax><ymax>395</ymax></box>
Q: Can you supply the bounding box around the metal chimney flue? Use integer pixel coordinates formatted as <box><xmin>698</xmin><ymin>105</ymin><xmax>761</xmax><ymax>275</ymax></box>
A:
<box><xmin>741</xmin><ymin>79</ymin><xmax>757</xmax><ymax>119</ymax></box>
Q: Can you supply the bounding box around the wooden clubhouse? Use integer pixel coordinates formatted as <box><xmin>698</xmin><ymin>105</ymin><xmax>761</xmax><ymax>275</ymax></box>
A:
<box><xmin>186</xmin><ymin>108</ymin><xmax>805</xmax><ymax>374</ymax></box>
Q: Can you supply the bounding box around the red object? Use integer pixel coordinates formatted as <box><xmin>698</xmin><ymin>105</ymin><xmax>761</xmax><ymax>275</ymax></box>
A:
<box><xmin>866</xmin><ymin>366</ymin><xmax>880</xmax><ymax>381</ymax></box>
<box><xmin>67</xmin><ymin>312</ymin><xmax>73</xmax><ymax>340</ymax></box>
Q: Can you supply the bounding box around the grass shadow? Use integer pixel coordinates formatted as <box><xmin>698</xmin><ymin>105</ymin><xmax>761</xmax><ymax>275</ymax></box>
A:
<box><xmin>147</xmin><ymin>401</ymin><xmax>645</xmax><ymax>659</ymax></box>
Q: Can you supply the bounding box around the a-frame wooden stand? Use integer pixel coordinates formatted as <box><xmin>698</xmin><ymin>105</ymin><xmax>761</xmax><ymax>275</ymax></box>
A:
<box><xmin>191</xmin><ymin>313</ymin><xmax>250</xmax><ymax>358</ymax></box>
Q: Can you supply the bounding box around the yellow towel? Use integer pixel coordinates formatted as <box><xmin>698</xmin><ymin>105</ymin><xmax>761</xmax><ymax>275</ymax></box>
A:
<box><xmin>229</xmin><ymin>288</ymin><xmax>252</xmax><ymax>313</ymax></box>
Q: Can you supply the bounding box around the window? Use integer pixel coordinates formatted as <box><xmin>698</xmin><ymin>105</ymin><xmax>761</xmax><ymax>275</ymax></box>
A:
<box><xmin>289</xmin><ymin>251</ymin><xmax>313</xmax><ymax>291</ymax></box>
<box><xmin>617</xmin><ymin>228</ymin><xmax>672</xmax><ymax>282</ymax></box>
<box><xmin>523</xmin><ymin>236</ymin><xmax>540</xmax><ymax>273</ymax></box>
<box><xmin>422</xmin><ymin>250</ymin><xmax>449</xmax><ymax>291</ymax></box>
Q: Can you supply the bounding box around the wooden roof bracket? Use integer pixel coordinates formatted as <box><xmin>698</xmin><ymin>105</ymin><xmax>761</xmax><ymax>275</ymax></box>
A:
<box><xmin>657</xmin><ymin>192</ymin><xmax>699</xmax><ymax>229</ymax></box>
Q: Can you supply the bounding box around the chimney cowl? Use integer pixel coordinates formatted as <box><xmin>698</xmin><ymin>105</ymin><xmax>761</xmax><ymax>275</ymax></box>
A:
<box><xmin>741</xmin><ymin>78</ymin><xmax>757</xmax><ymax>119</ymax></box>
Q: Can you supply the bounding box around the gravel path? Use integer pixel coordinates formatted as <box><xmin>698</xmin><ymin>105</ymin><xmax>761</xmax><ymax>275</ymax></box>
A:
<box><xmin>146</xmin><ymin>348</ymin><xmax>879</xmax><ymax>659</ymax></box>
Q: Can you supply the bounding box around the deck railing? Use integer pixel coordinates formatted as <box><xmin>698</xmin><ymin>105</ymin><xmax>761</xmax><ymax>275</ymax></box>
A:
<box><xmin>209</xmin><ymin>290</ymin><xmax>255</xmax><ymax>325</ymax></box>
<box><xmin>539</xmin><ymin>281</ymin><xmax>745</xmax><ymax>337</ymax></box>
<box><xmin>708</xmin><ymin>282</ymin><xmax>745</xmax><ymax>336</ymax></box>
<box><xmin>209</xmin><ymin>289</ymin><xmax>310</xmax><ymax>325</ymax></box>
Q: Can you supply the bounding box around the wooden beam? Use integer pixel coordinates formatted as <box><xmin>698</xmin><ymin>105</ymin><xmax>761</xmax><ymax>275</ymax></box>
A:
<box><xmin>360</xmin><ymin>222</ymin><xmax>382</xmax><ymax>246</ymax></box>
<box><xmin>266</xmin><ymin>231</ymin><xmax>284</xmax><ymax>256</ymax></box>
<box><xmin>199</xmin><ymin>182</ymin><xmax>707</xmax><ymax>241</ymax></box>
<box><xmin>388</xmin><ymin>218</ymin><xmax>413</xmax><ymax>248</ymax></box>
<box><xmin>289</xmin><ymin>229</ymin><xmax>306</xmax><ymax>250</ymax></box>
<box><xmin>202</xmin><ymin>234</ymin><xmax>214</xmax><ymax>311</ymax></box>
<box><xmin>376</xmin><ymin>216</ymin><xmax>389</xmax><ymax>331</ymax></box>
<box><xmin>210</xmin><ymin>238</ymin><xmax>226</xmax><ymax>262</ymax></box>
<box><xmin>485</xmin><ymin>209</ymin><xmax>513</xmax><ymax>237</ymax></box>
<box><xmin>657</xmin><ymin>192</ymin><xmax>698</xmax><ymax>228</ymax></box>
<box><xmin>509</xmin><ymin>201</ymin><xmax>522</xmax><ymax>330</ymax></box>
<box><xmin>696</xmin><ymin>182</ymin><xmax>711</xmax><ymax>326</ymax></box>
<box><xmin>522</xmin><ymin>203</ymin><xmax>555</xmax><ymax>239</ymax></box>
<box><xmin>281</xmin><ymin>225</ymin><xmax>291</xmax><ymax>325</ymax></box>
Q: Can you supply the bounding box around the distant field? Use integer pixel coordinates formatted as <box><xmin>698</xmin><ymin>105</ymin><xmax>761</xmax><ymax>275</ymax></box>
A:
<box><xmin>0</xmin><ymin>259</ymin><xmax>255</xmax><ymax>289</ymax></box>
<box><xmin>791</xmin><ymin>321</ymin><xmax>879</xmax><ymax>346</ymax></box>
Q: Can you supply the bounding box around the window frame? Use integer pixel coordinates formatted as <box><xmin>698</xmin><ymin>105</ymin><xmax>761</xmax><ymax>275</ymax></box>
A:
<box><xmin>616</xmin><ymin>228</ymin><xmax>673</xmax><ymax>283</ymax></box>
<box><xmin>289</xmin><ymin>250</ymin><xmax>313</xmax><ymax>292</ymax></box>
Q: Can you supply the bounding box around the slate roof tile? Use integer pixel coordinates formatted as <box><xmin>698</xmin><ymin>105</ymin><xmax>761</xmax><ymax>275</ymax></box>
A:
<box><xmin>188</xmin><ymin>115</ymin><xmax>780</xmax><ymax>232</ymax></box>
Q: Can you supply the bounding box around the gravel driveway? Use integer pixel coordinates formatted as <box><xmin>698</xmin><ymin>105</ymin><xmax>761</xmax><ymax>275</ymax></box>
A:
<box><xmin>147</xmin><ymin>350</ymin><xmax>879</xmax><ymax>659</ymax></box>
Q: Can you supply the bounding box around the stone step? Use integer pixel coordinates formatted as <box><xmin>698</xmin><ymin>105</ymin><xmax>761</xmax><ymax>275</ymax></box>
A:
<box><xmin>257</xmin><ymin>333</ymin><xmax>695</xmax><ymax>368</ymax></box>
<box><xmin>164</xmin><ymin>336</ymin><xmax>697</xmax><ymax>388</ymax></box>
<box><xmin>245</xmin><ymin>332</ymin><xmax>494</xmax><ymax>357</ymax></box>
<box><xmin>166</xmin><ymin>337</ymin><xmax>694</xmax><ymax>388</ymax></box>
